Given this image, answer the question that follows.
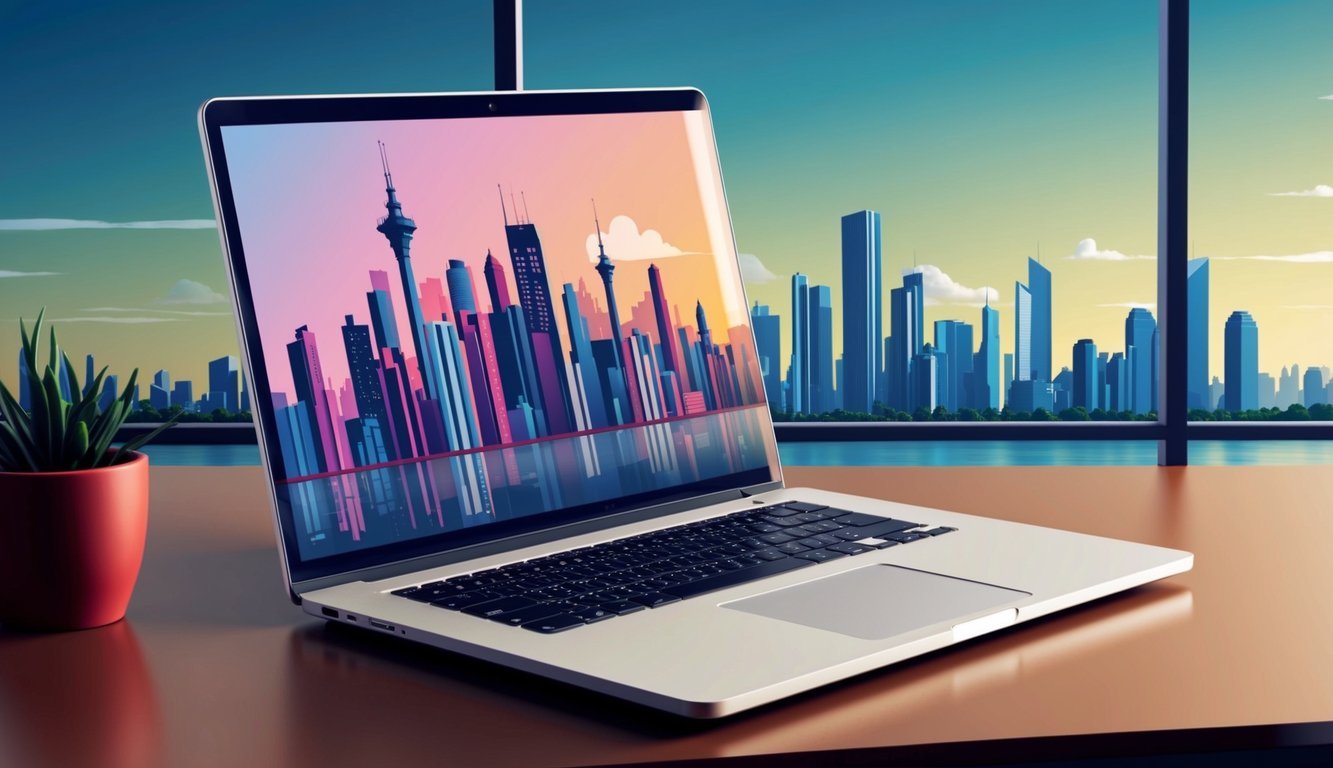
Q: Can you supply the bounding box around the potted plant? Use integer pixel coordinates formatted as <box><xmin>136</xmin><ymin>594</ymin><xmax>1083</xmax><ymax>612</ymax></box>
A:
<box><xmin>0</xmin><ymin>310</ymin><xmax>176</xmax><ymax>631</ymax></box>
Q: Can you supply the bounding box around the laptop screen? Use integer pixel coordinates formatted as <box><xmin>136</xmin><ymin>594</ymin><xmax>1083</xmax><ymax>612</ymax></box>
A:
<box><xmin>205</xmin><ymin>91</ymin><xmax>780</xmax><ymax>584</ymax></box>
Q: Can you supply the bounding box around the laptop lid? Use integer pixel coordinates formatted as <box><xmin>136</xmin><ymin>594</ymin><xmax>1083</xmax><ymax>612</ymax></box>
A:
<box><xmin>200</xmin><ymin>89</ymin><xmax>782</xmax><ymax>590</ymax></box>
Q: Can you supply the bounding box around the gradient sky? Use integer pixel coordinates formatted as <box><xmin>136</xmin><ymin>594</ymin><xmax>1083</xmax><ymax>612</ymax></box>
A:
<box><xmin>222</xmin><ymin>111</ymin><xmax>742</xmax><ymax>395</ymax></box>
<box><xmin>3</xmin><ymin>0</ymin><xmax>1330</xmax><ymax>399</ymax></box>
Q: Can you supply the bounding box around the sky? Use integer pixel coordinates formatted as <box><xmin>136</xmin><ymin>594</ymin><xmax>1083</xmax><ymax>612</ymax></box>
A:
<box><xmin>2</xmin><ymin>0</ymin><xmax>1330</xmax><ymax>400</ymax></box>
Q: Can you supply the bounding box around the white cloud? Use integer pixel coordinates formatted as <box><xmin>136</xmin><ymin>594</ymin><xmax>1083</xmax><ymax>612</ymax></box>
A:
<box><xmin>0</xmin><ymin>218</ymin><xmax>216</xmax><ymax>231</ymax></box>
<box><xmin>1269</xmin><ymin>185</ymin><xmax>1333</xmax><ymax>197</ymax></box>
<box><xmin>50</xmin><ymin>316</ymin><xmax>181</xmax><ymax>324</ymax></box>
<box><xmin>1098</xmin><ymin>301</ymin><xmax>1155</xmax><ymax>310</ymax></box>
<box><xmin>585</xmin><ymin>215</ymin><xmax>688</xmax><ymax>263</ymax></box>
<box><xmin>157</xmin><ymin>278</ymin><xmax>227</xmax><ymax>305</ymax></box>
<box><xmin>737</xmin><ymin>252</ymin><xmax>778</xmax><ymax>284</ymax></box>
<box><xmin>1214</xmin><ymin>251</ymin><xmax>1333</xmax><ymax>263</ymax></box>
<box><xmin>84</xmin><ymin>306</ymin><xmax>231</xmax><ymax>317</ymax></box>
<box><xmin>1067</xmin><ymin>238</ymin><xmax>1154</xmax><ymax>261</ymax></box>
<box><xmin>1320</xmin><ymin>94</ymin><xmax>1333</xmax><ymax>100</ymax></box>
<box><xmin>905</xmin><ymin>265</ymin><xmax>999</xmax><ymax>306</ymax></box>
<box><xmin>0</xmin><ymin>270</ymin><xmax>60</xmax><ymax>278</ymax></box>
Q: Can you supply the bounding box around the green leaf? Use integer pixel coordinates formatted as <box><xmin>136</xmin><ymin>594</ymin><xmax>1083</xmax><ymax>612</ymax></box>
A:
<box><xmin>47</xmin><ymin>326</ymin><xmax>60</xmax><ymax>389</ymax></box>
<box><xmin>87</xmin><ymin>399</ymin><xmax>128</xmax><ymax>468</ymax></box>
<box><xmin>0</xmin><ymin>380</ymin><xmax>35</xmax><ymax>448</ymax></box>
<box><xmin>0</xmin><ymin>421</ymin><xmax>37</xmax><ymax>473</ymax></box>
<box><xmin>62</xmin><ymin>352</ymin><xmax>81</xmax><ymax>406</ymax></box>
<box><xmin>70</xmin><ymin>421</ymin><xmax>90</xmax><ymax>469</ymax></box>
<box><xmin>116</xmin><ymin>412</ymin><xmax>180</xmax><ymax>460</ymax></box>
<box><xmin>42</xmin><ymin>368</ymin><xmax>65</xmax><ymax>468</ymax></box>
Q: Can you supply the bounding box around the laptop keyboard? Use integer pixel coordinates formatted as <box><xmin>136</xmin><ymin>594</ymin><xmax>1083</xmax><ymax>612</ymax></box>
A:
<box><xmin>388</xmin><ymin>501</ymin><xmax>956</xmax><ymax>634</ymax></box>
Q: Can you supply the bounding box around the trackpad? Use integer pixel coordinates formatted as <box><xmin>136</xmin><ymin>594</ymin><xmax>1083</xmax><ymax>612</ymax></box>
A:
<box><xmin>723</xmin><ymin>564</ymin><xmax>1029</xmax><ymax>640</ymax></box>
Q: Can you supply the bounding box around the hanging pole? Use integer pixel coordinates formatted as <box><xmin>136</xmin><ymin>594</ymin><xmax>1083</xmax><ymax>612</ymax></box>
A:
<box><xmin>1158</xmin><ymin>0</ymin><xmax>1189</xmax><ymax>466</ymax></box>
<box><xmin>494</xmin><ymin>0</ymin><xmax>523</xmax><ymax>91</ymax></box>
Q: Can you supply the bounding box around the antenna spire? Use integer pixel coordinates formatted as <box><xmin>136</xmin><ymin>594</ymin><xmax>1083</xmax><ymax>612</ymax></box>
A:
<box><xmin>378</xmin><ymin>141</ymin><xmax>393</xmax><ymax>188</ymax></box>
<box><xmin>497</xmin><ymin>184</ymin><xmax>509</xmax><ymax>227</ymax></box>
<box><xmin>510</xmin><ymin>189</ymin><xmax>520</xmax><ymax>225</ymax></box>
<box><xmin>592</xmin><ymin>198</ymin><xmax>607</xmax><ymax>256</ymax></box>
<box><xmin>521</xmin><ymin>191</ymin><xmax>530</xmax><ymax>225</ymax></box>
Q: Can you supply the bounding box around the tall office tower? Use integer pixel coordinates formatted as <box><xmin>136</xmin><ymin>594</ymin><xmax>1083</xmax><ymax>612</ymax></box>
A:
<box><xmin>1072</xmin><ymin>339</ymin><xmax>1098</xmax><ymax>410</ymax></box>
<box><xmin>808</xmin><ymin>284</ymin><xmax>834</xmax><ymax>413</ymax></box>
<box><xmin>1003</xmin><ymin>353</ymin><xmax>1013</xmax><ymax>409</ymax></box>
<box><xmin>887</xmin><ymin>272</ymin><xmax>922</xmax><ymax>412</ymax></box>
<box><xmin>1258</xmin><ymin>372</ymin><xmax>1277</xmax><ymax>409</ymax></box>
<box><xmin>933</xmin><ymin>320</ymin><xmax>974</xmax><ymax>412</ymax></box>
<box><xmin>483</xmin><ymin>250</ymin><xmax>514</xmax><ymax>312</ymax></box>
<box><xmin>975</xmin><ymin>302</ymin><xmax>1000</xmax><ymax>410</ymax></box>
<box><xmin>446</xmin><ymin>259</ymin><xmax>478</xmax><ymax>315</ymax></box>
<box><xmin>286</xmin><ymin>326</ymin><xmax>340</xmax><ymax>473</ymax></box>
<box><xmin>171</xmin><ymin>381</ymin><xmax>193</xmax><ymax>412</ymax></box>
<box><xmin>418</xmin><ymin>277</ymin><xmax>451</xmax><ymax>326</ymax></box>
<box><xmin>1028</xmin><ymin>258</ymin><xmax>1053</xmax><ymax>384</ymax></box>
<box><xmin>1124</xmin><ymin>308</ymin><xmax>1157</xmax><ymax>414</ymax></box>
<box><xmin>18</xmin><ymin>351</ymin><xmax>31</xmax><ymax>411</ymax></box>
<box><xmin>1303</xmin><ymin>367</ymin><xmax>1326</xmax><ymax>407</ymax></box>
<box><xmin>1187</xmin><ymin>258</ymin><xmax>1210</xmax><ymax>409</ymax></box>
<box><xmin>341</xmin><ymin>315</ymin><xmax>396</xmax><ymax>462</ymax></box>
<box><xmin>1097</xmin><ymin>352</ymin><xmax>1110</xmax><ymax>411</ymax></box>
<box><xmin>561</xmin><ymin>283</ymin><xmax>610</xmax><ymax>429</ymax></box>
<box><xmin>208</xmin><ymin>355</ymin><xmax>240</xmax><ymax>412</ymax></box>
<box><xmin>835</xmin><ymin>356</ymin><xmax>844</xmax><ymax>411</ymax></box>
<box><xmin>240</xmin><ymin>376</ymin><xmax>250</xmax><ymax>412</ymax></box>
<box><xmin>648</xmin><ymin>264</ymin><xmax>688</xmax><ymax>394</ymax></box>
<box><xmin>789</xmin><ymin>273</ymin><xmax>810</xmax><ymax>413</ymax></box>
<box><xmin>1107</xmin><ymin>353</ymin><xmax>1128</xmax><ymax>412</ymax></box>
<box><xmin>421</xmin><ymin>321</ymin><xmax>479</xmax><ymax>452</ymax></box>
<box><xmin>910</xmin><ymin>344</ymin><xmax>938</xmax><ymax>412</ymax></box>
<box><xmin>150</xmin><ymin>369</ymin><xmax>171</xmax><ymax>410</ymax></box>
<box><xmin>1277</xmin><ymin>364</ymin><xmax>1300</xmax><ymax>408</ymax></box>
<box><xmin>1223</xmin><ymin>310</ymin><xmax>1258</xmax><ymax>412</ymax></box>
<box><xmin>1209</xmin><ymin>376</ymin><xmax>1225</xmax><ymax>410</ymax></box>
<box><xmin>374</xmin><ymin>144</ymin><xmax>430</xmax><ymax>387</ymax></box>
<box><xmin>1013</xmin><ymin>282</ymin><xmax>1033</xmax><ymax>386</ymax></box>
<box><xmin>1052</xmin><ymin>368</ymin><xmax>1073</xmax><ymax>413</ymax></box>
<box><xmin>366</xmin><ymin>270</ymin><xmax>402</xmax><ymax>352</ymax></box>
<box><xmin>695</xmin><ymin>301</ymin><xmax>721</xmax><ymax>411</ymax></box>
<box><xmin>502</xmin><ymin>191</ymin><xmax>572</xmax><ymax>434</ymax></box>
<box><xmin>840</xmin><ymin>210</ymin><xmax>882</xmax><ymax>413</ymax></box>
<box><xmin>56</xmin><ymin>354</ymin><xmax>73</xmax><ymax>402</ymax></box>
<box><xmin>591</xmin><ymin>204</ymin><xmax>628</xmax><ymax>395</ymax></box>
<box><xmin>750</xmin><ymin>302</ymin><xmax>782</xmax><ymax>411</ymax></box>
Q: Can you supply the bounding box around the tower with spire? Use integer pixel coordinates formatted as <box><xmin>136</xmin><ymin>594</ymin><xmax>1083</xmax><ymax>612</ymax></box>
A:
<box><xmin>374</xmin><ymin>142</ymin><xmax>430</xmax><ymax>390</ymax></box>
<box><xmin>592</xmin><ymin>200</ymin><xmax>626</xmax><ymax>378</ymax></box>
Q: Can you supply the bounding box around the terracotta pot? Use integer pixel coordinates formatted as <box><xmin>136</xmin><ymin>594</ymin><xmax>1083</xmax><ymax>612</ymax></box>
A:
<box><xmin>0</xmin><ymin>451</ymin><xmax>149</xmax><ymax>631</ymax></box>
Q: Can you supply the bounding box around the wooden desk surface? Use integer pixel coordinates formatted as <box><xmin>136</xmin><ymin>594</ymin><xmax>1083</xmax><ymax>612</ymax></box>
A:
<box><xmin>2</xmin><ymin>464</ymin><xmax>1331</xmax><ymax>767</ymax></box>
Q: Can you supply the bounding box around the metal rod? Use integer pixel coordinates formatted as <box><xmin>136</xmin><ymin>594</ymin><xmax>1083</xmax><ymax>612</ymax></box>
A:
<box><xmin>1158</xmin><ymin>0</ymin><xmax>1189</xmax><ymax>466</ymax></box>
<box><xmin>493</xmin><ymin>0</ymin><xmax>523</xmax><ymax>91</ymax></box>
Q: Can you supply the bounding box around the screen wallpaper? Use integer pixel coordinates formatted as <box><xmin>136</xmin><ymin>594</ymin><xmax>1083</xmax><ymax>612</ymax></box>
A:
<box><xmin>221</xmin><ymin>109</ymin><xmax>776</xmax><ymax>563</ymax></box>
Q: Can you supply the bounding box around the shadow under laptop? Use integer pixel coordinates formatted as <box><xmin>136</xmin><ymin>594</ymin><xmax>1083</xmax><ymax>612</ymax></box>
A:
<box><xmin>280</xmin><ymin>582</ymin><xmax>1192</xmax><ymax>759</ymax></box>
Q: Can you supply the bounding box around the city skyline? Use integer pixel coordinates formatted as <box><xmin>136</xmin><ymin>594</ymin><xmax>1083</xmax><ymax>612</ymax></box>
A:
<box><xmin>3</xmin><ymin>2</ymin><xmax>1332</xmax><ymax>422</ymax></box>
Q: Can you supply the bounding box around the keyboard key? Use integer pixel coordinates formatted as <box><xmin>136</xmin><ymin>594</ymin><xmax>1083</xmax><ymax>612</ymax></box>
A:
<box><xmin>793</xmin><ymin>549</ymin><xmax>848</xmax><ymax>563</ymax></box>
<box><xmin>762</xmin><ymin>506</ymin><xmax>804</xmax><ymax>518</ymax></box>
<box><xmin>827</xmin><ymin>542</ymin><xmax>872</xmax><ymax>556</ymax></box>
<box><xmin>922</xmin><ymin>527</ymin><xmax>957</xmax><ymax>536</ymax></box>
<box><xmin>521</xmin><ymin>614</ymin><xmax>584</xmax><ymax>634</ymax></box>
<box><xmin>462</xmin><ymin>595</ymin><xmax>540</xmax><ymax>618</ymax></box>
<box><xmin>758</xmin><ymin>532</ymin><xmax>798</xmax><ymax>545</ymax></box>
<box><xmin>754</xmin><ymin>547</ymin><xmax>789</xmax><ymax>560</ymax></box>
<box><xmin>630</xmin><ymin>592</ymin><xmax>681</xmax><ymax>608</ymax></box>
<box><xmin>599</xmin><ymin>600</ymin><xmax>648</xmax><ymax>616</ymax></box>
<box><xmin>834</xmin><ymin>529</ymin><xmax>869</xmax><ymax>541</ymax></box>
<box><xmin>571</xmin><ymin>606</ymin><xmax>616</xmax><ymax>624</ymax></box>
<box><xmin>432</xmin><ymin>590</ymin><xmax>501</xmax><ymax>610</ymax></box>
<box><xmin>782</xmin><ymin>501</ymin><xmax>829</xmax><ymax>512</ymax></box>
<box><xmin>799</xmin><ymin>521</ymin><xmax>842</xmax><ymax>534</ymax></box>
<box><xmin>662</xmin><ymin>557</ymin><xmax>813</xmax><ymax>599</ymax></box>
<box><xmin>489</xmin><ymin>603</ymin><xmax>564</xmax><ymax>627</ymax></box>
<box><xmin>749</xmin><ymin>522</ymin><xmax>783</xmax><ymax>534</ymax></box>
<box><xmin>887</xmin><ymin>532</ymin><xmax>930</xmax><ymax>543</ymax></box>
<box><xmin>859</xmin><ymin>519</ymin><xmax>925</xmax><ymax>539</ymax></box>
<box><xmin>391</xmin><ymin>586</ymin><xmax>426</xmax><ymax>600</ymax></box>
<box><xmin>832</xmin><ymin>512</ymin><xmax>890</xmax><ymax>526</ymax></box>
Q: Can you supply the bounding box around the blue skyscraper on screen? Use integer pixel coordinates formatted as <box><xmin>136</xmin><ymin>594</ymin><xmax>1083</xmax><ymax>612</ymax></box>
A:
<box><xmin>976</xmin><ymin>302</ymin><xmax>1000</xmax><ymax>410</ymax></box>
<box><xmin>1187</xmin><ymin>258</ymin><xmax>1209</xmax><ymax>410</ymax></box>
<box><xmin>808</xmin><ymin>284</ymin><xmax>834</xmax><ymax>413</ymax></box>
<box><xmin>1125</xmin><ymin>308</ymin><xmax>1157</xmax><ymax>414</ymax></box>
<box><xmin>789</xmin><ymin>273</ymin><xmax>810</xmax><ymax>413</ymax></box>
<box><xmin>1028</xmin><ymin>258</ymin><xmax>1052</xmax><ymax>385</ymax></box>
<box><xmin>1224</xmin><ymin>310</ymin><xmax>1258</xmax><ymax>412</ymax></box>
<box><xmin>1072</xmin><ymin>338</ymin><xmax>1098</xmax><ymax>410</ymax></box>
<box><xmin>750</xmin><ymin>302</ymin><xmax>782</xmax><ymax>412</ymax></box>
<box><xmin>840</xmin><ymin>210</ymin><xmax>881</xmax><ymax>413</ymax></box>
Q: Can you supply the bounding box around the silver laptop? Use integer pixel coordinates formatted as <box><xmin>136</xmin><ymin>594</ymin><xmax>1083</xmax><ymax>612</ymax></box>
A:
<box><xmin>199</xmin><ymin>88</ymin><xmax>1192</xmax><ymax>718</ymax></box>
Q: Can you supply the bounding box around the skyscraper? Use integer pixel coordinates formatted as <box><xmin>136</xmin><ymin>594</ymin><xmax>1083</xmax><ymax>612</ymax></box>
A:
<box><xmin>887</xmin><ymin>271</ymin><xmax>923</xmax><ymax>412</ymax></box>
<box><xmin>933</xmin><ymin>319</ymin><xmax>973</xmax><ymax>411</ymax></box>
<box><xmin>648</xmin><ymin>263</ymin><xmax>687</xmax><ymax>395</ymax></box>
<box><xmin>591</xmin><ymin>203</ymin><xmax>627</xmax><ymax>397</ymax></box>
<box><xmin>1029</xmin><ymin>258</ymin><xmax>1052</xmax><ymax>384</ymax></box>
<box><xmin>374</xmin><ymin>143</ymin><xmax>429</xmax><ymax>388</ymax></box>
<box><xmin>208</xmin><ymin>355</ymin><xmax>239</xmax><ymax>412</ymax></box>
<box><xmin>171</xmin><ymin>381</ymin><xmax>193</xmax><ymax>412</ymax></box>
<box><xmin>808</xmin><ymin>284</ymin><xmax>834</xmax><ymax>413</ymax></box>
<box><xmin>483</xmin><ymin>250</ymin><xmax>513</xmax><ymax>312</ymax></box>
<box><xmin>341</xmin><ymin>314</ymin><xmax>395</xmax><ymax>462</ymax></box>
<box><xmin>1223</xmin><ymin>310</ymin><xmax>1258</xmax><ymax>412</ymax></box>
<box><xmin>446</xmin><ymin>259</ymin><xmax>478</xmax><ymax>315</ymax></box>
<box><xmin>1303</xmin><ymin>367</ymin><xmax>1325</xmax><ymax>407</ymax></box>
<box><xmin>840</xmin><ymin>210</ymin><xmax>882</xmax><ymax>413</ymax></box>
<box><xmin>150</xmin><ymin>368</ymin><xmax>171</xmax><ymax>410</ymax></box>
<box><xmin>1072</xmin><ymin>339</ymin><xmax>1098</xmax><ymax>410</ymax></box>
<box><xmin>1125</xmin><ymin>308</ymin><xmax>1157</xmax><ymax>414</ymax></box>
<box><xmin>1013</xmin><ymin>282</ymin><xmax>1033</xmax><ymax>386</ymax></box>
<box><xmin>286</xmin><ymin>326</ymin><xmax>340</xmax><ymax>473</ymax></box>
<box><xmin>502</xmin><ymin>190</ymin><xmax>572</xmax><ymax>434</ymax></box>
<box><xmin>976</xmin><ymin>302</ymin><xmax>1000</xmax><ymax>410</ymax></box>
<box><xmin>1187</xmin><ymin>258</ymin><xmax>1209</xmax><ymax>410</ymax></box>
<box><xmin>750</xmin><ymin>302</ymin><xmax>782</xmax><ymax>412</ymax></box>
<box><xmin>365</xmin><ymin>270</ymin><xmax>401</xmax><ymax>352</ymax></box>
<box><xmin>789</xmin><ymin>272</ymin><xmax>809</xmax><ymax>413</ymax></box>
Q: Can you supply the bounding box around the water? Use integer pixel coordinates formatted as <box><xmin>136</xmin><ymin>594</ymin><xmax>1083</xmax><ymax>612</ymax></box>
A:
<box><xmin>140</xmin><ymin>440</ymin><xmax>1333</xmax><ymax>467</ymax></box>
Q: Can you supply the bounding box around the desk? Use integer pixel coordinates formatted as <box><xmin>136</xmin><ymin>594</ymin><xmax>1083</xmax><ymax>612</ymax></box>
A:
<box><xmin>2</xmin><ymin>464</ymin><xmax>1332</xmax><ymax>767</ymax></box>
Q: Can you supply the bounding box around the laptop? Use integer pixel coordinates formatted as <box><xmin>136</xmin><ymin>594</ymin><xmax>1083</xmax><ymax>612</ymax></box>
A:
<box><xmin>199</xmin><ymin>88</ymin><xmax>1192</xmax><ymax>718</ymax></box>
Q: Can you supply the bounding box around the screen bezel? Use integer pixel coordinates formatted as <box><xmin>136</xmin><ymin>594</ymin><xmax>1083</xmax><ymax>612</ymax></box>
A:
<box><xmin>199</xmin><ymin>88</ymin><xmax>782</xmax><ymax>589</ymax></box>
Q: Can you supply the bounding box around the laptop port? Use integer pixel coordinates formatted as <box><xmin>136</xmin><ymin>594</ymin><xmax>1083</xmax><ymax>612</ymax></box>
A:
<box><xmin>369</xmin><ymin>619</ymin><xmax>395</xmax><ymax>632</ymax></box>
<box><xmin>320</xmin><ymin>606</ymin><xmax>338</xmax><ymax>619</ymax></box>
